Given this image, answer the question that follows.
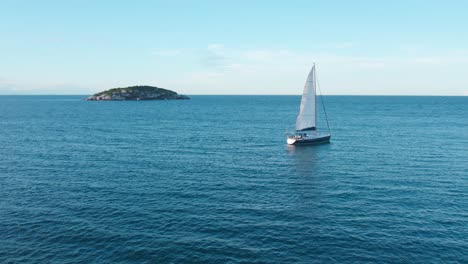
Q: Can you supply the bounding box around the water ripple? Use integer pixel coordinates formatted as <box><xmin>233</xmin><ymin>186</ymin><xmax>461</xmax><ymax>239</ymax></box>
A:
<box><xmin>0</xmin><ymin>96</ymin><xmax>467</xmax><ymax>263</ymax></box>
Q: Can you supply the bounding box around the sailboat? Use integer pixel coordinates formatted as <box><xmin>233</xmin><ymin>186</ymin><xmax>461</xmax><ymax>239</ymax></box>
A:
<box><xmin>287</xmin><ymin>64</ymin><xmax>331</xmax><ymax>145</ymax></box>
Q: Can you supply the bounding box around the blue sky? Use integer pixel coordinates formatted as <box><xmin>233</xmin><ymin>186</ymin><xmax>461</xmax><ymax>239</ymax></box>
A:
<box><xmin>1</xmin><ymin>0</ymin><xmax>467</xmax><ymax>95</ymax></box>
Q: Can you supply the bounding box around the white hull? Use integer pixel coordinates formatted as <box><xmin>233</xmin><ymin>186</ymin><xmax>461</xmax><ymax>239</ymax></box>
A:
<box><xmin>287</xmin><ymin>133</ymin><xmax>331</xmax><ymax>145</ymax></box>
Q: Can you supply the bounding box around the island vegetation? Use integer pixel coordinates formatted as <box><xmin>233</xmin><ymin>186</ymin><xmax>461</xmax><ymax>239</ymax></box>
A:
<box><xmin>86</xmin><ymin>85</ymin><xmax>189</xmax><ymax>101</ymax></box>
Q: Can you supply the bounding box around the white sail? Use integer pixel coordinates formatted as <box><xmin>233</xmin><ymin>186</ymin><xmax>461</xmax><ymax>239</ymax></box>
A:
<box><xmin>295</xmin><ymin>65</ymin><xmax>317</xmax><ymax>131</ymax></box>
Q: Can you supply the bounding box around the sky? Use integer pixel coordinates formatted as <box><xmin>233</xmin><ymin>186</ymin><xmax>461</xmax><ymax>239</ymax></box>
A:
<box><xmin>0</xmin><ymin>0</ymin><xmax>467</xmax><ymax>95</ymax></box>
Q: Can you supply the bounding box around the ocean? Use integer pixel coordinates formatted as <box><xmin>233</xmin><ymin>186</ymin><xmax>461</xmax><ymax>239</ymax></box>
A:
<box><xmin>0</xmin><ymin>95</ymin><xmax>467</xmax><ymax>263</ymax></box>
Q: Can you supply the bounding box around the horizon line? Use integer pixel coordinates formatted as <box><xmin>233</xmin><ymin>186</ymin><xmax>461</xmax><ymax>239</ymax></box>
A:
<box><xmin>0</xmin><ymin>94</ymin><xmax>466</xmax><ymax>97</ymax></box>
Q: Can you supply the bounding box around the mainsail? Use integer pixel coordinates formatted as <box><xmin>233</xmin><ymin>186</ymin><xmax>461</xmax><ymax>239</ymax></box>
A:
<box><xmin>295</xmin><ymin>65</ymin><xmax>317</xmax><ymax>131</ymax></box>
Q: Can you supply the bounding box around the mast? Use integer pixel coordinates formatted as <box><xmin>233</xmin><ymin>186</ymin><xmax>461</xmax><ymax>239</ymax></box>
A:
<box><xmin>314</xmin><ymin>63</ymin><xmax>317</xmax><ymax>130</ymax></box>
<box><xmin>317</xmin><ymin>69</ymin><xmax>331</xmax><ymax>133</ymax></box>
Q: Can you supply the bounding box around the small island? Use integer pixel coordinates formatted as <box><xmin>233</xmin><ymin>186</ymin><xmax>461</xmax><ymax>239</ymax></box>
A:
<box><xmin>86</xmin><ymin>85</ymin><xmax>190</xmax><ymax>101</ymax></box>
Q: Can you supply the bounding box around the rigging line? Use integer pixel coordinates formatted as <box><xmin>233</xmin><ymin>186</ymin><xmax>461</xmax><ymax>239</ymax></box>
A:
<box><xmin>316</xmin><ymin>73</ymin><xmax>331</xmax><ymax>133</ymax></box>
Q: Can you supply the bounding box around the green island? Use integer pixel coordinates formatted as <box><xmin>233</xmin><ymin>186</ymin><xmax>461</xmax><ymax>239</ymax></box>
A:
<box><xmin>86</xmin><ymin>85</ymin><xmax>190</xmax><ymax>101</ymax></box>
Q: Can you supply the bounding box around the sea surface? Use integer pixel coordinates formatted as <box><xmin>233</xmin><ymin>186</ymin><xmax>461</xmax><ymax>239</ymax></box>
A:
<box><xmin>0</xmin><ymin>95</ymin><xmax>467</xmax><ymax>263</ymax></box>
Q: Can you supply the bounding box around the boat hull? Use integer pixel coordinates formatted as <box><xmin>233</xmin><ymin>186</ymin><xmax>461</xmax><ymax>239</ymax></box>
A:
<box><xmin>287</xmin><ymin>134</ymin><xmax>331</xmax><ymax>145</ymax></box>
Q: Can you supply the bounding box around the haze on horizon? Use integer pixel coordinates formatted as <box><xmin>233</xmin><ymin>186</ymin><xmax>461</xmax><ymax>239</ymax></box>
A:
<box><xmin>1</xmin><ymin>0</ymin><xmax>467</xmax><ymax>96</ymax></box>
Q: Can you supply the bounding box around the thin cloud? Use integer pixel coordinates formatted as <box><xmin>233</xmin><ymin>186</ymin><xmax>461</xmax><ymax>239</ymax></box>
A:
<box><xmin>200</xmin><ymin>44</ymin><xmax>230</xmax><ymax>68</ymax></box>
<box><xmin>242</xmin><ymin>50</ymin><xmax>294</xmax><ymax>62</ymax></box>
<box><xmin>333</xmin><ymin>42</ymin><xmax>357</xmax><ymax>49</ymax></box>
<box><xmin>172</xmin><ymin>45</ymin><xmax>468</xmax><ymax>95</ymax></box>
<box><xmin>0</xmin><ymin>78</ymin><xmax>21</xmax><ymax>94</ymax></box>
<box><xmin>0</xmin><ymin>78</ymin><xmax>92</xmax><ymax>95</ymax></box>
<box><xmin>150</xmin><ymin>50</ymin><xmax>181</xmax><ymax>56</ymax></box>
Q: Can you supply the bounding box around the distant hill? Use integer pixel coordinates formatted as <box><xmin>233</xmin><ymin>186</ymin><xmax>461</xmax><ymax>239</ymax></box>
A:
<box><xmin>86</xmin><ymin>86</ymin><xmax>189</xmax><ymax>101</ymax></box>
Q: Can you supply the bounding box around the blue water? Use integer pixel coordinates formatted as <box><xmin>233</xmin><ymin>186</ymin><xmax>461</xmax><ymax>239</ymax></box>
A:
<box><xmin>1</xmin><ymin>95</ymin><xmax>467</xmax><ymax>263</ymax></box>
